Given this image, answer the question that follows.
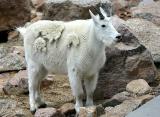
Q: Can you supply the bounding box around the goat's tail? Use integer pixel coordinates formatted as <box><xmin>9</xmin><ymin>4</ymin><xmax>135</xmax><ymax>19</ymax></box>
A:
<box><xmin>17</xmin><ymin>27</ymin><xmax>27</xmax><ymax>38</ymax></box>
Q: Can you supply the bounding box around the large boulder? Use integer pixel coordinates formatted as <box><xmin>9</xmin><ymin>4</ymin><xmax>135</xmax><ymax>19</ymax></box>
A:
<box><xmin>3</xmin><ymin>70</ymin><xmax>28</xmax><ymax>95</ymax></box>
<box><xmin>42</xmin><ymin>0</ymin><xmax>142</xmax><ymax>21</ymax></box>
<box><xmin>103</xmin><ymin>95</ymin><xmax>154</xmax><ymax>117</ymax></box>
<box><xmin>126</xmin><ymin>18</ymin><xmax>160</xmax><ymax>62</ymax></box>
<box><xmin>131</xmin><ymin>1</ymin><xmax>160</xmax><ymax>26</ymax></box>
<box><xmin>0</xmin><ymin>46</ymin><xmax>26</xmax><ymax>72</ymax></box>
<box><xmin>126</xmin><ymin>79</ymin><xmax>152</xmax><ymax>95</ymax></box>
<box><xmin>95</xmin><ymin>24</ymin><xmax>157</xmax><ymax>99</ymax></box>
<box><xmin>31</xmin><ymin>0</ymin><xmax>46</xmax><ymax>11</ymax></box>
<box><xmin>0</xmin><ymin>0</ymin><xmax>31</xmax><ymax>31</ymax></box>
<box><xmin>42</xmin><ymin>0</ymin><xmax>112</xmax><ymax>21</ymax></box>
<box><xmin>110</xmin><ymin>0</ymin><xmax>141</xmax><ymax>14</ymax></box>
<box><xmin>138</xmin><ymin>0</ymin><xmax>155</xmax><ymax>6</ymax></box>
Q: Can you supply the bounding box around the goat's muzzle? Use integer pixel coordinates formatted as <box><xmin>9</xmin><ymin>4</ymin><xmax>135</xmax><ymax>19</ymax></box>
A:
<box><xmin>116</xmin><ymin>35</ymin><xmax>122</xmax><ymax>42</ymax></box>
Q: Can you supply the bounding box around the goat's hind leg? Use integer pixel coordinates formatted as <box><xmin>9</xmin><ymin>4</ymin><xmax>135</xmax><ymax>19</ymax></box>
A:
<box><xmin>27</xmin><ymin>60</ymin><xmax>47</xmax><ymax>113</ymax></box>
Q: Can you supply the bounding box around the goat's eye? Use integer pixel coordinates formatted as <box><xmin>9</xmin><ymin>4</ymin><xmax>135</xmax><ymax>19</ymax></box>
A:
<box><xmin>101</xmin><ymin>25</ymin><xmax>106</xmax><ymax>28</ymax></box>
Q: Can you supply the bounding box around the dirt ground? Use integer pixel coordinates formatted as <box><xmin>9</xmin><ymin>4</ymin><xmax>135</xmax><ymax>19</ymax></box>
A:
<box><xmin>0</xmin><ymin>74</ymin><xmax>74</xmax><ymax>117</ymax></box>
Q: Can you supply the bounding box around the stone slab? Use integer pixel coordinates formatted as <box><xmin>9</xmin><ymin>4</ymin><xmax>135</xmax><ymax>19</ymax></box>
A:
<box><xmin>126</xmin><ymin>95</ymin><xmax>160</xmax><ymax>117</ymax></box>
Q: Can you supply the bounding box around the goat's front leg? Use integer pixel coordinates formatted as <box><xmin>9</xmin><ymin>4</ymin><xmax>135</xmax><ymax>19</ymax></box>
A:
<box><xmin>28</xmin><ymin>61</ymin><xmax>47</xmax><ymax>113</ymax></box>
<box><xmin>84</xmin><ymin>74</ymin><xmax>98</xmax><ymax>106</ymax></box>
<box><xmin>68</xmin><ymin>67</ymin><xmax>84</xmax><ymax>113</ymax></box>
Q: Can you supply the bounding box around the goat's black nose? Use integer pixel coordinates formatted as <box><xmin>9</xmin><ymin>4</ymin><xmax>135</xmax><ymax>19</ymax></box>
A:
<box><xmin>116</xmin><ymin>35</ymin><xmax>122</xmax><ymax>39</ymax></box>
<box><xmin>116</xmin><ymin>35</ymin><xmax>122</xmax><ymax>42</ymax></box>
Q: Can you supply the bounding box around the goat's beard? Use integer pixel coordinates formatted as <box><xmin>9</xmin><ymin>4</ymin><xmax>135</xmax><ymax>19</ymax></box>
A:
<box><xmin>102</xmin><ymin>39</ymin><xmax>116</xmax><ymax>47</ymax></box>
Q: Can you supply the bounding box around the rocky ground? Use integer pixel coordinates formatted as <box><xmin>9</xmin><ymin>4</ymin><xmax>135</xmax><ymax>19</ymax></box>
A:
<box><xmin>0</xmin><ymin>73</ymin><xmax>74</xmax><ymax>117</ymax></box>
<box><xmin>0</xmin><ymin>0</ymin><xmax>160</xmax><ymax>117</ymax></box>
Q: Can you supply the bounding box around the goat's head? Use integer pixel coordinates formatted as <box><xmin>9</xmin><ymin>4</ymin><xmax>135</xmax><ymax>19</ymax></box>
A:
<box><xmin>89</xmin><ymin>7</ymin><xmax>121</xmax><ymax>46</ymax></box>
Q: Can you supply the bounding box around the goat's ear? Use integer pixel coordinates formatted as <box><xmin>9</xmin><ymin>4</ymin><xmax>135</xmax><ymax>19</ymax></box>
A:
<box><xmin>89</xmin><ymin>9</ymin><xmax>98</xmax><ymax>24</ymax></box>
<box><xmin>100</xmin><ymin>7</ymin><xmax>107</xmax><ymax>18</ymax></box>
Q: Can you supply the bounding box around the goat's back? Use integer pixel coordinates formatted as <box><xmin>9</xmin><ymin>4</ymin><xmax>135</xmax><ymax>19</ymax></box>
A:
<box><xmin>21</xmin><ymin>20</ymin><xmax>91</xmax><ymax>74</ymax></box>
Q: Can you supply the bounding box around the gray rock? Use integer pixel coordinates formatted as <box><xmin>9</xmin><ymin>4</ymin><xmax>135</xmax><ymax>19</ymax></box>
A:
<box><xmin>31</xmin><ymin>0</ymin><xmax>45</xmax><ymax>11</ymax></box>
<box><xmin>3</xmin><ymin>70</ymin><xmax>55</xmax><ymax>95</ymax></box>
<box><xmin>59</xmin><ymin>103</ymin><xmax>75</xmax><ymax>115</ymax></box>
<box><xmin>95</xmin><ymin>24</ymin><xmax>157</xmax><ymax>99</ymax></box>
<box><xmin>112</xmin><ymin>91</ymin><xmax>133</xmax><ymax>102</ymax></box>
<box><xmin>126</xmin><ymin>79</ymin><xmax>152</xmax><ymax>95</ymax></box>
<box><xmin>152</xmin><ymin>84</ymin><xmax>160</xmax><ymax>96</ymax></box>
<box><xmin>58</xmin><ymin>103</ymin><xmax>105</xmax><ymax>117</ymax></box>
<box><xmin>105</xmin><ymin>99</ymin><xmax>142</xmax><ymax>117</ymax></box>
<box><xmin>0</xmin><ymin>99</ymin><xmax>32</xmax><ymax>117</ymax></box>
<box><xmin>126</xmin><ymin>95</ymin><xmax>160</xmax><ymax>117</ymax></box>
<box><xmin>111</xmin><ymin>0</ymin><xmax>141</xmax><ymax>15</ymax></box>
<box><xmin>35</xmin><ymin>107</ymin><xmax>65</xmax><ymax>117</ymax></box>
<box><xmin>42</xmin><ymin>0</ymin><xmax>112</xmax><ymax>21</ymax></box>
<box><xmin>0</xmin><ymin>46</ymin><xmax>26</xmax><ymax>72</ymax></box>
<box><xmin>3</xmin><ymin>70</ymin><xmax>28</xmax><ymax>95</ymax></box>
<box><xmin>138</xmin><ymin>0</ymin><xmax>155</xmax><ymax>6</ymax></box>
<box><xmin>135</xmin><ymin>94</ymin><xmax>155</xmax><ymax>105</ymax></box>
<box><xmin>42</xmin><ymin>0</ymin><xmax>140</xmax><ymax>20</ymax></box>
<box><xmin>131</xmin><ymin>1</ymin><xmax>160</xmax><ymax>26</ymax></box>
<box><xmin>0</xmin><ymin>72</ymin><xmax>17</xmax><ymax>95</ymax></box>
<box><xmin>0</xmin><ymin>0</ymin><xmax>31</xmax><ymax>31</ymax></box>
<box><xmin>8</xmin><ymin>31</ymin><xmax>19</xmax><ymax>41</ymax></box>
<box><xmin>79</xmin><ymin>106</ymin><xmax>97</xmax><ymax>117</ymax></box>
<box><xmin>111</xmin><ymin>15</ymin><xmax>126</xmax><ymax>29</ymax></box>
<box><xmin>96</xmin><ymin>104</ymin><xmax>105</xmax><ymax>117</ymax></box>
<box><xmin>126</xmin><ymin>18</ymin><xmax>160</xmax><ymax>62</ymax></box>
<box><xmin>0</xmin><ymin>99</ymin><xmax>17</xmax><ymax>110</ymax></box>
<box><xmin>105</xmin><ymin>95</ymin><xmax>154</xmax><ymax>117</ymax></box>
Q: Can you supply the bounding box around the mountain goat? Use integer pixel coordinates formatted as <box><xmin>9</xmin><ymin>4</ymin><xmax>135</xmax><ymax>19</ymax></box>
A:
<box><xmin>18</xmin><ymin>8</ymin><xmax>121</xmax><ymax>113</ymax></box>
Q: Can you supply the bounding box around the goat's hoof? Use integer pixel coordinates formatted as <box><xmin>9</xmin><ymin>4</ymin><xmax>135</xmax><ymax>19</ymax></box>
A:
<box><xmin>75</xmin><ymin>113</ymin><xmax>79</xmax><ymax>117</ymax></box>
<box><xmin>30</xmin><ymin>109</ymin><xmax>36</xmax><ymax>114</ymax></box>
<box><xmin>38</xmin><ymin>103</ymin><xmax>47</xmax><ymax>108</ymax></box>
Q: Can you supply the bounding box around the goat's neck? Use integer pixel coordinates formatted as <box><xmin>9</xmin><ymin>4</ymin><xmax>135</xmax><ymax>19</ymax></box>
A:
<box><xmin>87</xmin><ymin>22</ymin><xmax>105</xmax><ymax>53</ymax></box>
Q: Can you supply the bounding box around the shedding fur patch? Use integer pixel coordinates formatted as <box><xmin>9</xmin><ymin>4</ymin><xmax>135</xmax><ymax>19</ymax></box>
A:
<box><xmin>33</xmin><ymin>22</ymin><xmax>65</xmax><ymax>53</ymax></box>
<box><xmin>67</xmin><ymin>32</ymin><xmax>80</xmax><ymax>48</ymax></box>
<box><xmin>37</xmin><ymin>22</ymin><xmax>64</xmax><ymax>44</ymax></box>
<box><xmin>33</xmin><ymin>37</ymin><xmax>47</xmax><ymax>53</ymax></box>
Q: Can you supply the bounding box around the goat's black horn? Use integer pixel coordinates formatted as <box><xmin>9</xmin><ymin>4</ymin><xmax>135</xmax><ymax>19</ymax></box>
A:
<box><xmin>94</xmin><ymin>7</ymin><xmax>105</xmax><ymax>20</ymax></box>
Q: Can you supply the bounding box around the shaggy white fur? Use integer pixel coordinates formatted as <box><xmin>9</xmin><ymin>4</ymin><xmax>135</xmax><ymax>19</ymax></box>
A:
<box><xmin>33</xmin><ymin>37</ymin><xmax>47</xmax><ymax>53</ymax></box>
<box><xmin>67</xmin><ymin>32</ymin><xmax>80</xmax><ymax>47</ymax></box>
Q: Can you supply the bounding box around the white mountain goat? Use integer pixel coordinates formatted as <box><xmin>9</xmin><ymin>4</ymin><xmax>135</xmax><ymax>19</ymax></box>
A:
<box><xmin>18</xmin><ymin>8</ymin><xmax>121</xmax><ymax>113</ymax></box>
